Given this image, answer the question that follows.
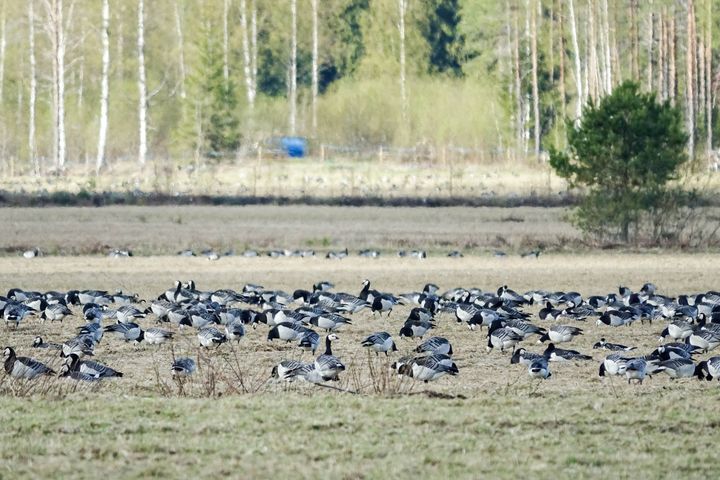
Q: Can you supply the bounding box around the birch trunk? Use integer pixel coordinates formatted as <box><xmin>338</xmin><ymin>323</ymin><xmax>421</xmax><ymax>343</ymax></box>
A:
<box><xmin>686</xmin><ymin>0</ymin><xmax>695</xmax><ymax>160</ymax></box>
<box><xmin>601</xmin><ymin>0</ymin><xmax>611</xmax><ymax>92</ymax></box>
<box><xmin>137</xmin><ymin>0</ymin><xmax>147</xmax><ymax>166</ymax></box>
<box><xmin>251</xmin><ymin>1</ymin><xmax>257</xmax><ymax>90</ymax></box>
<box><xmin>0</xmin><ymin>2</ymin><xmax>6</xmax><ymax>103</ymax></box>
<box><xmin>43</xmin><ymin>0</ymin><xmax>67</xmax><ymax>170</ymax></box>
<box><xmin>568</xmin><ymin>0</ymin><xmax>583</xmax><ymax>122</ymax></box>
<box><xmin>311</xmin><ymin>0</ymin><xmax>318</xmax><ymax>135</ymax></box>
<box><xmin>558</xmin><ymin>0</ymin><xmax>566</xmax><ymax>130</ymax></box>
<box><xmin>630</xmin><ymin>0</ymin><xmax>638</xmax><ymax>79</ymax></box>
<box><xmin>223</xmin><ymin>0</ymin><xmax>229</xmax><ymax>82</ymax></box>
<box><xmin>706</xmin><ymin>0</ymin><xmax>712</xmax><ymax>156</ymax></box>
<box><xmin>289</xmin><ymin>0</ymin><xmax>297</xmax><ymax>135</ymax></box>
<box><xmin>659</xmin><ymin>10</ymin><xmax>666</xmax><ymax>100</ymax></box>
<box><xmin>669</xmin><ymin>8</ymin><xmax>676</xmax><ymax>104</ymax></box>
<box><xmin>96</xmin><ymin>0</ymin><xmax>109</xmax><ymax>174</ymax></box>
<box><xmin>173</xmin><ymin>0</ymin><xmax>186</xmax><ymax>99</ymax></box>
<box><xmin>513</xmin><ymin>7</ymin><xmax>522</xmax><ymax>148</ymax></box>
<box><xmin>646</xmin><ymin>7</ymin><xmax>654</xmax><ymax>93</ymax></box>
<box><xmin>28</xmin><ymin>0</ymin><xmax>38</xmax><ymax>174</ymax></box>
<box><xmin>239</xmin><ymin>0</ymin><xmax>255</xmax><ymax>108</ymax></box>
<box><xmin>530</xmin><ymin>0</ymin><xmax>540</xmax><ymax>158</ymax></box>
<box><xmin>398</xmin><ymin>0</ymin><xmax>408</xmax><ymax>125</ymax></box>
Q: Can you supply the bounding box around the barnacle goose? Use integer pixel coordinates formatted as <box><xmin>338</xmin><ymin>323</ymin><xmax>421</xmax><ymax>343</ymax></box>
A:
<box><xmin>298</xmin><ymin>331</ymin><xmax>321</xmax><ymax>354</ymax></box>
<box><xmin>313</xmin><ymin>334</ymin><xmax>345</xmax><ymax>381</ymax></box>
<box><xmin>415</xmin><ymin>336</ymin><xmax>453</xmax><ymax>356</ymax></box>
<box><xmin>399</xmin><ymin>320</ymin><xmax>435</xmax><ymax>339</ymax></box>
<box><xmin>61</xmin><ymin>335</ymin><xmax>96</xmax><ymax>358</ymax></box>
<box><xmin>32</xmin><ymin>336</ymin><xmax>62</xmax><ymax>350</ymax></box>
<box><xmin>542</xmin><ymin>343</ymin><xmax>592</xmax><ymax>362</ymax></box>
<box><xmin>113</xmin><ymin>305</ymin><xmax>146</xmax><ymax>324</ymax></box>
<box><xmin>309</xmin><ymin>313</ymin><xmax>352</xmax><ymax>332</ymax></box>
<box><xmin>597</xmin><ymin>310</ymin><xmax>634</xmax><ymax>327</ymax></box>
<box><xmin>271</xmin><ymin>360</ymin><xmax>310</xmax><ymax>381</ymax></box>
<box><xmin>688</xmin><ymin>330</ymin><xmax>720</xmax><ymax>353</ymax></box>
<box><xmin>510</xmin><ymin>347</ymin><xmax>545</xmax><ymax>366</ymax></box>
<box><xmin>695</xmin><ymin>357</ymin><xmax>720</xmax><ymax>381</ymax></box>
<box><xmin>598</xmin><ymin>354</ymin><xmax>631</xmax><ymax>377</ymax></box>
<box><xmin>658</xmin><ymin>358</ymin><xmax>699</xmax><ymax>379</ymax></box>
<box><xmin>198</xmin><ymin>327</ymin><xmax>228</xmax><ymax>348</ymax></box>
<box><xmin>4</xmin><ymin>347</ymin><xmax>55</xmax><ymax>379</ymax></box>
<box><xmin>486</xmin><ymin>320</ymin><xmax>524</xmax><ymax>353</ymax></box>
<box><xmin>41</xmin><ymin>303</ymin><xmax>73</xmax><ymax>323</ymax></box>
<box><xmin>171</xmin><ymin>358</ymin><xmax>196</xmax><ymax>376</ymax></box>
<box><xmin>225</xmin><ymin>321</ymin><xmax>246</xmax><ymax>343</ymax></box>
<box><xmin>395</xmin><ymin>354</ymin><xmax>459</xmax><ymax>383</ymax></box>
<box><xmin>538</xmin><ymin>325</ymin><xmax>583</xmax><ymax>344</ymax></box>
<box><xmin>267</xmin><ymin>322</ymin><xmax>311</xmax><ymax>342</ymax></box>
<box><xmin>593</xmin><ymin>338</ymin><xmax>635</xmax><ymax>351</ymax></box>
<box><xmin>78</xmin><ymin>322</ymin><xmax>104</xmax><ymax>344</ymax></box>
<box><xmin>528</xmin><ymin>358</ymin><xmax>551</xmax><ymax>379</ymax></box>
<box><xmin>505</xmin><ymin>319</ymin><xmax>547</xmax><ymax>339</ymax></box>
<box><xmin>59</xmin><ymin>364</ymin><xmax>101</xmax><ymax>382</ymax></box>
<box><xmin>361</xmin><ymin>332</ymin><xmax>397</xmax><ymax>356</ymax></box>
<box><xmin>65</xmin><ymin>354</ymin><xmax>123</xmax><ymax>378</ymax></box>
<box><xmin>104</xmin><ymin>322</ymin><xmax>144</xmax><ymax>342</ymax></box>
<box><xmin>658</xmin><ymin>320</ymin><xmax>694</xmax><ymax>342</ymax></box>
<box><xmin>625</xmin><ymin>358</ymin><xmax>649</xmax><ymax>384</ymax></box>
<box><xmin>143</xmin><ymin>328</ymin><xmax>174</xmax><ymax>345</ymax></box>
<box><xmin>3</xmin><ymin>303</ymin><xmax>36</xmax><ymax>328</ymax></box>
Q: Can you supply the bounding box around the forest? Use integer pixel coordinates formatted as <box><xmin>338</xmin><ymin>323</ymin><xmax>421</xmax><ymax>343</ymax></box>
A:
<box><xmin>0</xmin><ymin>0</ymin><xmax>717</xmax><ymax>174</ymax></box>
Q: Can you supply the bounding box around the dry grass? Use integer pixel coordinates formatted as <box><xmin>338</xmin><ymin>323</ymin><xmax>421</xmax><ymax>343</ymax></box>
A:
<box><xmin>0</xmin><ymin>205</ymin><xmax>579</xmax><ymax>256</ymax></box>
<box><xmin>0</xmin><ymin>157</ymin><xmax>564</xmax><ymax>199</ymax></box>
<box><xmin>2</xmin><ymin>247</ymin><xmax>720</xmax><ymax>476</ymax></box>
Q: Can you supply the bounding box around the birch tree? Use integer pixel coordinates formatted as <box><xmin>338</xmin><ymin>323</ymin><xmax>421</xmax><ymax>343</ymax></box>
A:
<box><xmin>137</xmin><ymin>0</ymin><xmax>147</xmax><ymax>166</ymax></box>
<box><xmin>0</xmin><ymin>1</ymin><xmax>6</xmax><ymax>103</ymax></box>
<box><xmin>568</xmin><ymin>0</ymin><xmax>583</xmax><ymax>122</ymax></box>
<box><xmin>42</xmin><ymin>0</ymin><xmax>70</xmax><ymax>170</ymax></box>
<box><xmin>289</xmin><ymin>0</ymin><xmax>297</xmax><ymax>135</ymax></box>
<box><xmin>239</xmin><ymin>0</ymin><xmax>255</xmax><ymax>109</ymax></box>
<box><xmin>96</xmin><ymin>0</ymin><xmax>109</xmax><ymax>174</ymax></box>
<box><xmin>28</xmin><ymin>0</ymin><xmax>38</xmax><ymax>174</ymax></box>
<box><xmin>530</xmin><ymin>0</ymin><xmax>540</xmax><ymax>157</ymax></box>
<box><xmin>398</xmin><ymin>0</ymin><xmax>408</xmax><ymax>125</ymax></box>
<box><xmin>173</xmin><ymin>0</ymin><xmax>186</xmax><ymax>99</ymax></box>
<box><xmin>706</xmin><ymin>0</ymin><xmax>712</xmax><ymax>156</ymax></box>
<box><xmin>686</xmin><ymin>0</ymin><xmax>695</xmax><ymax>160</ymax></box>
<box><xmin>311</xmin><ymin>0</ymin><xmax>319</xmax><ymax>135</ymax></box>
<box><xmin>223</xmin><ymin>0</ymin><xmax>230</xmax><ymax>82</ymax></box>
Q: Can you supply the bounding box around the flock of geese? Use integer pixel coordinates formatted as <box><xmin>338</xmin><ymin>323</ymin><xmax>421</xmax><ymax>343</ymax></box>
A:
<box><xmin>4</xmin><ymin>279</ymin><xmax>720</xmax><ymax>389</ymax></box>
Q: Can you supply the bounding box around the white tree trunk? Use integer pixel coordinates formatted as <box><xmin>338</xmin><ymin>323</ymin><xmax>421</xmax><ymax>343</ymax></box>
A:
<box><xmin>251</xmin><ymin>1</ymin><xmax>257</xmax><ymax>90</ymax></box>
<box><xmin>289</xmin><ymin>0</ymin><xmax>297</xmax><ymax>135</ymax></box>
<box><xmin>137</xmin><ymin>0</ymin><xmax>147</xmax><ymax>166</ymax></box>
<box><xmin>239</xmin><ymin>0</ymin><xmax>255</xmax><ymax>108</ymax></box>
<box><xmin>0</xmin><ymin>2</ymin><xmax>6</xmax><ymax>104</ymax></box>
<box><xmin>601</xmin><ymin>0</ymin><xmax>611</xmax><ymax>93</ymax></box>
<box><xmin>398</xmin><ymin>0</ymin><xmax>408</xmax><ymax>124</ymax></box>
<box><xmin>686</xmin><ymin>0</ymin><xmax>694</xmax><ymax>160</ymax></box>
<box><xmin>568</xmin><ymin>0</ymin><xmax>583</xmax><ymax>123</ymax></box>
<box><xmin>43</xmin><ymin>0</ymin><xmax>68</xmax><ymax>170</ymax></box>
<box><xmin>173</xmin><ymin>0</ymin><xmax>186</xmax><ymax>99</ymax></box>
<box><xmin>531</xmin><ymin>0</ymin><xmax>540</xmax><ymax>157</ymax></box>
<box><xmin>28</xmin><ymin>0</ymin><xmax>38</xmax><ymax>174</ymax></box>
<box><xmin>311</xmin><ymin>0</ymin><xmax>319</xmax><ymax>135</ymax></box>
<box><xmin>223</xmin><ymin>0</ymin><xmax>230</xmax><ymax>82</ymax></box>
<box><xmin>706</xmin><ymin>0</ymin><xmax>712</xmax><ymax>157</ymax></box>
<box><xmin>96</xmin><ymin>0</ymin><xmax>110</xmax><ymax>174</ymax></box>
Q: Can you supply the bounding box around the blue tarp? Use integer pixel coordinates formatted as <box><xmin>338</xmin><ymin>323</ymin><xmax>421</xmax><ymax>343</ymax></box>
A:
<box><xmin>281</xmin><ymin>137</ymin><xmax>307</xmax><ymax>158</ymax></box>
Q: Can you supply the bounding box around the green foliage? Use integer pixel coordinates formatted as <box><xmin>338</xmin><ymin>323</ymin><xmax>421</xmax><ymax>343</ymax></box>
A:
<box><xmin>550</xmin><ymin>81</ymin><xmax>689</xmax><ymax>243</ymax></box>
<box><xmin>185</xmin><ymin>18</ymin><xmax>241</xmax><ymax>158</ymax></box>
<box><xmin>419</xmin><ymin>0</ymin><xmax>464</xmax><ymax>76</ymax></box>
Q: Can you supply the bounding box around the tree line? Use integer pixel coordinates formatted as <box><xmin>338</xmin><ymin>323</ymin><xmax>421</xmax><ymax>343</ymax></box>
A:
<box><xmin>0</xmin><ymin>0</ymin><xmax>716</xmax><ymax>174</ymax></box>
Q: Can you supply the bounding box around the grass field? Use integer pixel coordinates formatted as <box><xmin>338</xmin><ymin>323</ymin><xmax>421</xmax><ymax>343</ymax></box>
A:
<box><xmin>2</xmin><ymin>252</ymin><xmax>720</xmax><ymax>478</ymax></box>
<box><xmin>0</xmin><ymin>205</ymin><xmax>580</xmax><ymax>256</ymax></box>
